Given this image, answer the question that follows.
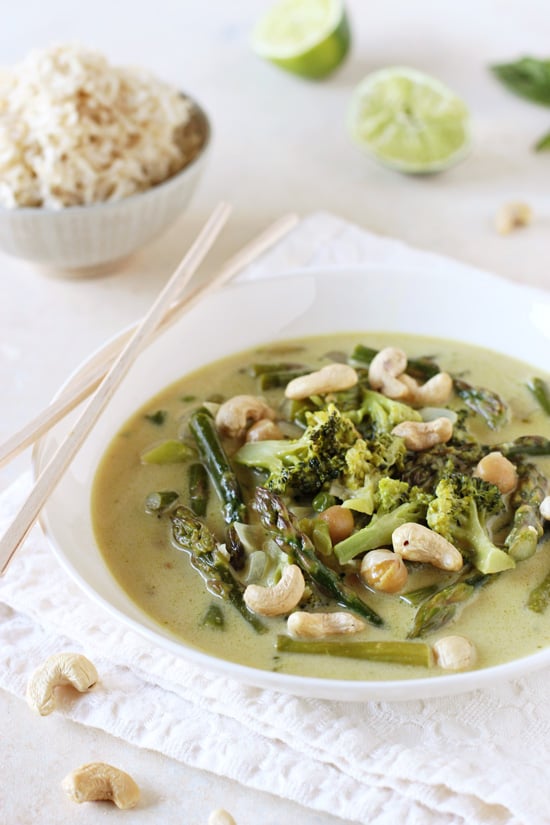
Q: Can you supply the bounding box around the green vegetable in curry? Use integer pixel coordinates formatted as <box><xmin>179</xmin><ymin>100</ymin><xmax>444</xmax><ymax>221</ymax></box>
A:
<box><xmin>92</xmin><ymin>333</ymin><xmax>550</xmax><ymax>681</ymax></box>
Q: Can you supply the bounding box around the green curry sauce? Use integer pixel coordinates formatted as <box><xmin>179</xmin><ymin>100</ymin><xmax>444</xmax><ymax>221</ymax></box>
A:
<box><xmin>92</xmin><ymin>333</ymin><xmax>550</xmax><ymax>681</ymax></box>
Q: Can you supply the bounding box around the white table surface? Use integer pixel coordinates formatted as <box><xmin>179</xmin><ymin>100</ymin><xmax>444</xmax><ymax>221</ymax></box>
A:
<box><xmin>1</xmin><ymin>1</ymin><xmax>549</xmax><ymax>823</ymax></box>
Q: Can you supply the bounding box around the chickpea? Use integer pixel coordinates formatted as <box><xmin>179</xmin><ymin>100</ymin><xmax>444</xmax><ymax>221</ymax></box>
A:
<box><xmin>360</xmin><ymin>549</ymin><xmax>408</xmax><ymax>593</ymax></box>
<box><xmin>317</xmin><ymin>505</ymin><xmax>355</xmax><ymax>544</ymax></box>
<box><xmin>475</xmin><ymin>451</ymin><xmax>518</xmax><ymax>494</ymax></box>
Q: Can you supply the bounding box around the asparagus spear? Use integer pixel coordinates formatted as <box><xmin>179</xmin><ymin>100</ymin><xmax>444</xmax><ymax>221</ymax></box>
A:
<box><xmin>497</xmin><ymin>435</ymin><xmax>550</xmax><ymax>457</ymax></box>
<box><xmin>259</xmin><ymin>370</ymin><xmax>309</xmax><ymax>390</ymax></box>
<box><xmin>527</xmin><ymin>568</ymin><xmax>550</xmax><ymax>613</ymax></box>
<box><xmin>254</xmin><ymin>486</ymin><xmax>383</xmax><ymax>627</ymax></box>
<box><xmin>200</xmin><ymin>603</ymin><xmax>225</xmax><ymax>629</ymax></box>
<box><xmin>453</xmin><ymin>377</ymin><xmax>509</xmax><ymax>431</ymax></box>
<box><xmin>505</xmin><ymin>462</ymin><xmax>547</xmax><ymax>561</ymax></box>
<box><xmin>407</xmin><ymin>574</ymin><xmax>490</xmax><ymax>638</ymax></box>
<box><xmin>171</xmin><ymin>506</ymin><xmax>266</xmax><ymax>634</ymax></box>
<box><xmin>276</xmin><ymin>636</ymin><xmax>431</xmax><ymax>667</ymax></box>
<box><xmin>188</xmin><ymin>408</ymin><xmax>246</xmax><ymax>524</ymax></box>
<box><xmin>247</xmin><ymin>362</ymin><xmax>308</xmax><ymax>377</ymax></box>
<box><xmin>527</xmin><ymin>377</ymin><xmax>550</xmax><ymax>417</ymax></box>
<box><xmin>145</xmin><ymin>490</ymin><xmax>179</xmax><ymax>515</ymax></box>
<box><xmin>349</xmin><ymin>344</ymin><xmax>440</xmax><ymax>380</ymax></box>
<box><xmin>188</xmin><ymin>462</ymin><xmax>209</xmax><ymax>517</ymax></box>
<box><xmin>141</xmin><ymin>439</ymin><xmax>196</xmax><ymax>464</ymax></box>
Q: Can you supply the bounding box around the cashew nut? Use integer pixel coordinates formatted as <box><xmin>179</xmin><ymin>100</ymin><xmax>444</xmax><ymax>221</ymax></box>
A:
<box><xmin>391</xmin><ymin>417</ymin><xmax>453</xmax><ymax>450</ymax></box>
<box><xmin>475</xmin><ymin>451</ymin><xmax>518</xmax><ymax>494</ymax></box>
<box><xmin>208</xmin><ymin>809</ymin><xmax>237</xmax><ymax>825</ymax></box>
<box><xmin>495</xmin><ymin>201</ymin><xmax>532</xmax><ymax>235</ymax></box>
<box><xmin>368</xmin><ymin>347</ymin><xmax>409</xmax><ymax>399</ymax></box>
<box><xmin>392</xmin><ymin>523</ymin><xmax>463</xmax><ymax>571</ymax></box>
<box><xmin>399</xmin><ymin>372</ymin><xmax>454</xmax><ymax>407</ymax></box>
<box><xmin>61</xmin><ymin>762</ymin><xmax>140</xmax><ymax>809</ymax></box>
<box><xmin>245</xmin><ymin>418</ymin><xmax>283</xmax><ymax>442</ymax></box>
<box><xmin>284</xmin><ymin>363</ymin><xmax>358</xmax><ymax>400</ymax></box>
<box><xmin>360</xmin><ymin>549</ymin><xmax>408</xmax><ymax>593</ymax></box>
<box><xmin>244</xmin><ymin>564</ymin><xmax>305</xmax><ymax>616</ymax></box>
<box><xmin>433</xmin><ymin>635</ymin><xmax>477</xmax><ymax>671</ymax></box>
<box><xmin>541</xmin><ymin>495</ymin><xmax>550</xmax><ymax>521</ymax></box>
<box><xmin>287</xmin><ymin>610</ymin><xmax>366</xmax><ymax>638</ymax></box>
<box><xmin>215</xmin><ymin>395</ymin><xmax>275</xmax><ymax>439</ymax></box>
<box><xmin>26</xmin><ymin>652</ymin><xmax>98</xmax><ymax>716</ymax></box>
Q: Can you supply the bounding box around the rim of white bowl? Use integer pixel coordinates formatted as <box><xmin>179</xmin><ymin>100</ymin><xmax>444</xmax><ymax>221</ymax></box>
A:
<box><xmin>32</xmin><ymin>265</ymin><xmax>550</xmax><ymax>701</ymax></box>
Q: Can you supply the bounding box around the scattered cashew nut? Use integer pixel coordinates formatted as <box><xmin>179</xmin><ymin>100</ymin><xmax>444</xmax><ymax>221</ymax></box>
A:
<box><xmin>393</xmin><ymin>523</ymin><xmax>463</xmax><ymax>571</ymax></box>
<box><xmin>287</xmin><ymin>611</ymin><xmax>366</xmax><ymax>639</ymax></box>
<box><xmin>26</xmin><ymin>652</ymin><xmax>98</xmax><ymax>716</ymax></box>
<box><xmin>62</xmin><ymin>762</ymin><xmax>140</xmax><ymax>809</ymax></box>
<box><xmin>399</xmin><ymin>372</ymin><xmax>454</xmax><ymax>407</ymax></box>
<box><xmin>541</xmin><ymin>495</ymin><xmax>550</xmax><ymax>521</ymax></box>
<box><xmin>245</xmin><ymin>418</ymin><xmax>283</xmax><ymax>442</ymax></box>
<box><xmin>495</xmin><ymin>201</ymin><xmax>532</xmax><ymax>235</ymax></box>
<box><xmin>208</xmin><ymin>809</ymin><xmax>238</xmax><ymax>825</ymax></box>
<box><xmin>360</xmin><ymin>549</ymin><xmax>408</xmax><ymax>593</ymax></box>
<box><xmin>368</xmin><ymin>347</ymin><xmax>409</xmax><ymax>399</ymax></box>
<box><xmin>475</xmin><ymin>451</ymin><xmax>518</xmax><ymax>494</ymax></box>
<box><xmin>391</xmin><ymin>417</ymin><xmax>453</xmax><ymax>450</ymax></box>
<box><xmin>244</xmin><ymin>564</ymin><xmax>305</xmax><ymax>616</ymax></box>
<box><xmin>284</xmin><ymin>363</ymin><xmax>358</xmax><ymax>400</ymax></box>
<box><xmin>215</xmin><ymin>395</ymin><xmax>276</xmax><ymax>439</ymax></box>
<box><xmin>433</xmin><ymin>635</ymin><xmax>477</xmax><ymax>671</ymax></box>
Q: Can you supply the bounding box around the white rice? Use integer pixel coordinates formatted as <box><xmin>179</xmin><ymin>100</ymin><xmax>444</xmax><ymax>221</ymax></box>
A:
<box><xmin>0</xmin><ymin>44</ymin><xmax>197</xmax><ymax>209</ymax></box>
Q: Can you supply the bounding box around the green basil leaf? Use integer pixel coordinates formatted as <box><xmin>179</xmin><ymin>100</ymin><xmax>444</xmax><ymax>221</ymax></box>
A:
<box><xmin>491</xmin><ymin>57</ymin><xmax>550</xmax><ymax>106</ymax></box>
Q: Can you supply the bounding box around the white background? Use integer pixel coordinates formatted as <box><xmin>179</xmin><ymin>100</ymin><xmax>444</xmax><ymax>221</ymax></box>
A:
<box><xmin>1</xmin><ymin>1</ymin><xmax>549</xmax><ymax>823</ymax></box>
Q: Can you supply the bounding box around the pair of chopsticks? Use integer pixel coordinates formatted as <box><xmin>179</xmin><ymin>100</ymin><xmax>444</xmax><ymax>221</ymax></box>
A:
<box><xmin>0</xmin><ymin>204</ymin><xmax>299</xmax><ymax>576</ymax></box>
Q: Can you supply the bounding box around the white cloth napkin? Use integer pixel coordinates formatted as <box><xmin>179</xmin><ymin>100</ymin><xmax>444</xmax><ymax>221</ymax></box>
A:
<box><xmin>1</xmin><ymin>212</ymin><xmax>549</xmax><ymax>825</ymax></box>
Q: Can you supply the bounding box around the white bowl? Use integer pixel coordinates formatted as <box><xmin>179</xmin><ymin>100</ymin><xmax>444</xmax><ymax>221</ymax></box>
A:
<box><xmin>34</xmin><ymin>265</ymin><xmax>550</xmax><ymax>701</ymax></box>
<box><xmin>0</xmin><ymin>97</ymin><xmax>210</xmax><ymax>274</ymax></box>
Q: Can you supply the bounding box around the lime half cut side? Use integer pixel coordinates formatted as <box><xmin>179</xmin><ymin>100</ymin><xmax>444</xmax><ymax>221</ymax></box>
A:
<box><xmin>251</xmin><ymin>0</ymin><xmax>350</xmax><ymax>80</ymax></box>
<box><xmin>348</xmin><ymin>67</ymin><xmax>471</xmax><ymax>173</ymax></box>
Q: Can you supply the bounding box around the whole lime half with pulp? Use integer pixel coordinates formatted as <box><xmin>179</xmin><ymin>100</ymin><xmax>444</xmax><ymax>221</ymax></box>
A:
<box><xmin>347</xmin><ymin>67</ymin><xmax>471</xmax><ymax>173</ymax></box>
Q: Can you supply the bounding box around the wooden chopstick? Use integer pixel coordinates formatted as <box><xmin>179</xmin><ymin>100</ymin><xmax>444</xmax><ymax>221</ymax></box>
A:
<box><xmin>0</xmin><ymin>201</ymin><xmax>232</xmax><ymax>575</ymax></box>
<box><xmin>0</xmin><ymin>212</ymin><xmax>299</xmax><ymax>471</ymax></box>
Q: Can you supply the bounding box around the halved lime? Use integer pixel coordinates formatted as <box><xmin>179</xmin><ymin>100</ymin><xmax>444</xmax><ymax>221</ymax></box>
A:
<box><xmin>251</xmin><ymin>0</ymin><xmax>350</xmax><ymax>80</ymax></box>
<box><xmin>347</xmin><ymin>67</ymin><xmax>471</xmax><ymax>173</ymax></box>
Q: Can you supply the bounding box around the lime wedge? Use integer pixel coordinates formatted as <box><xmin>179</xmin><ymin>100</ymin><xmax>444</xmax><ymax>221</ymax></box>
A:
<box><xmin>251</xmin><ymin>0</ymin><xmax>350</xmax><ymax>80</ymax></box>
<box><xmin>347</xmin><ymin>67</ymin><xmax>471</xmax><ymax>173</ymax></box>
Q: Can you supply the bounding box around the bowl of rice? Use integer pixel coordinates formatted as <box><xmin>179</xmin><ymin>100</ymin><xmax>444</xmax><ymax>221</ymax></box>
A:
<box><xmin>0</xmin><ymin>44</ymin><xmax>211</xmax><ymax>273</ymax></box>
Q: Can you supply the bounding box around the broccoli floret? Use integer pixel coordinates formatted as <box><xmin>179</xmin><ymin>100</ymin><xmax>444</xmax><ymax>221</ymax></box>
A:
<box><xmin>234</xmin><ymin>404</ymin><xmax>358</xmax><ymax>496</ymax></box>
<box><xmin>342</xmin><ymin>432</ymin><xmax>407</xmax><ymax>491</ymax></box>
<box><xmin>353</xmin><ymin>389</ymin><xmax>422</xmax><ymax>436</ymax></box>
<box><xmin>334</xmin><ymin>478</ymin><xmax>431</xmax><ymax>564</ymax></box>
<box><xmin>426</xmin><ymin>474</ymin><xmax>515</xmax><ymax>574</ymax></box>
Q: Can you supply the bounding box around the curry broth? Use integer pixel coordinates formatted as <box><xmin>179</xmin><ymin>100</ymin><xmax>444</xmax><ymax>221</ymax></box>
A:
<box><xmin>92</xmin><ymin>333</ymin><xmax>550</xmax><ymax>680</ymax></box>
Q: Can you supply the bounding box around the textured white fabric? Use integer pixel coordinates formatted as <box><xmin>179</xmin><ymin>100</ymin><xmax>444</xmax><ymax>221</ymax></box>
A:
<box><xmin>1</xmin><ymin>213</ymin><xmax>549</xmax><ymax>825</ymax></box>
